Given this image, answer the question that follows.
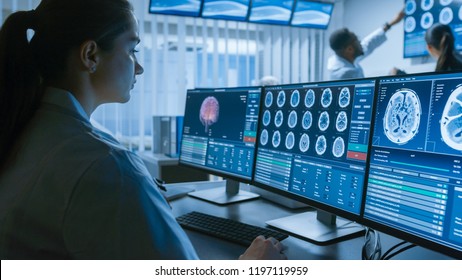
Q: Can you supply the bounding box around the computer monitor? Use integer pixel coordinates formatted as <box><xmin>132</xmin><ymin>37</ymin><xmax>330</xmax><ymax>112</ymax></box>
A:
<box><xmin>253</xmin><ymin>78</ymin><xmax>378</xmax><ymax>244</ymax></box>
<box><xmin>201</xmin><ymin>0</ymin><xmax>250</xmax><ymax>21</ymax></box>
<box><xmin>248</xmin><ymin>0</ymin><xmax>295</xmax><ymax>26</ymax></box>
<box><xmin>362</xmin><ymin>71</ymin><xmax>462</xmax><ymax>259</ymax></box>
<box><xmin>290</xmin><ymin>0</ymin><xmax>334</xmax><ymax>29</ymax></box>
<box><xmin>179</xmin><ymin>86</ymin><xmax>262</xmax><ymax>204</ymax></box>
<box><xmin>403</xmin><ymin>0</ymin><xmax>462</xmax><ymax>58</ymax></box>
<box><xmin>148</xmin><ymin>0</ymin><xmax>203</xmax><ymax>17</ymax></box>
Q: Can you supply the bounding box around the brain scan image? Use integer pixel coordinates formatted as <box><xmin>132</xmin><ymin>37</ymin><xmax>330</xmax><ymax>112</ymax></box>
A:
<box><xmin>277</xmin><ymin>90</ymin><xmax>286</xmax><ymax>107</ymax></box>
<box><xmin>275</xmin><ymin>110</ymin><xmax>284</xmax><ymax>127</ymax></box>
<box><xmin>318</xmin><ymin>111</ymin><xmax>330</xmax><ymax>132</ymax></box>
<box><xmin>405</xmin><ymin>16</ymin><xmax>417</xmax><ymax>33</ymax></box>
<box><xmin>305</xmin><ymin>89</ymin><xmax>315</xmax><ymax>108</ymax></box>
<box><xmin>421</xmin><ymin>0</ymin><xmax>433</xmax><ymax>11</ymax></box>
<box><xmin>199</xmin><ymin>96</ymin><xmax>219</xmax><ymax>132</ymax></box>
<box><xmin>263</xmin><ymin>110</ymin><xmax>271</xmax><ymax>126</ymax></box>
<box><xmin>439</xmin><ymin>7</ymin><xmax>453</xmax><ymax>25</ymax></box>
<box><xmin>339</xmin><ymin>87</ymin><xmax>351</xmax><ymax>108</ymax></box>
<box><xmin>384</xmin><ymin>88</ymin><xmax>421</xmax><ymax>145</ymax></box>
<box><xmin>291</xmin><ymin>90</ymin><xmax>300</xmax><ymax>107</ymax></box>
<box><xmin>260</xmin><ymin>129</ymin><xmax>269</xmax><ymax>146</ymax></box>
<box><xmin>332</xmin><ymin>137</ymin><xmax>345</xmax><ymax>158</ymax></box>
<box><xmin>272</xmin><ymin>131</ymin><xmax>281</xmax><ymax>148</ymax></box>
<box><xmin>302</xmin><ymin>111</ymin><xmax>313</xmax><ymax>130</ymax></box>
<box><xmin>421</xmin><ymin>12</ymin><xmax>434</xmax><ymax>29</ymax></box>
<box><xmin>315</xmin><ymin>135</ymin><xmax>327</xmax><ymax>155</ymax></box>
<box><xmin>285</xmin><ymin>132</ymin><xmax>295</xmax><ymax>150</ymax></box>
<box><xmin>336</xmin><ymin>111</ymin><xmax>348</xmax><ymax>132</ymax></box>
<box><xmin>321</xmin><ymin>88</ymin><xmax>333</xmax><ymax>108</ymax></box>
<box><xmin>299</xmin><ymin>133</ymin><xmax>310</xmax><ymax>153</ymax></box>
<box><xmin>440</xmin><ymin>0</ymin><xmax>453</xmax><ymax>6</ymax></box>
<box><xmin>288</xmin><ymin>111</ymin><xmax>298</xmax><ymax>128</ymax></box>
<box><xmin>440</xmin><ymin>85</ymin><xmax>462</xmax><ymax>151</ymax></box>
<box><xmin>265</xmin><ymin>91</ymin><xmax>273</xmax><ymax>107</ymax></box>
<box><xmin>405</xmin><ymin>0</ymin><xmax>417</xmax><ymax>15</ymax></box>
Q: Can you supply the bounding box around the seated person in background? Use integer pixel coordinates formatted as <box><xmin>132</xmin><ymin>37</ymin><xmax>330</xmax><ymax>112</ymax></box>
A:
<box><xmin>0</xmin><ymin>0</ymin><xmax>286</xmax><ymax>260</ymax></box>
<box><xmin>258</xmin><ymin>75</ymin><xmax>280</xmax><ymax>86</ymax></box>
<box><xmin>425</xmin><ymin>23</ymin><xmax>462</xmax><ymax>72</ymax></box>
<box><xmin>327</xmin><ymin>9</ymin><xmax>404</xmax><ymax>80</ymax></box>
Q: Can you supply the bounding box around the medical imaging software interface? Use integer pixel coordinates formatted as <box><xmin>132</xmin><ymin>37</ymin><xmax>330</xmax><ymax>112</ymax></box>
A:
<box><xmin>254</xmin><ymin>79</ymin><xmax>376</xmax><ymax>215</ymax></box>
<box><xmin>364</xmin><ymin>73</ymin><xmax>462</xmax><ymax>253</ymax></box>
<box><xmin>180</xmin><ymin>87</ymin><xmax>261</xmax><ymax>180</ymax></box>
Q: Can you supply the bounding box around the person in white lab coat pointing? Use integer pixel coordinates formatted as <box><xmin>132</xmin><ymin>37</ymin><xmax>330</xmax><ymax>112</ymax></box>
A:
<box><xmin>327</xmin><ymin>9</ymin><xmax>405</xmax><ymax>80</ymax></box>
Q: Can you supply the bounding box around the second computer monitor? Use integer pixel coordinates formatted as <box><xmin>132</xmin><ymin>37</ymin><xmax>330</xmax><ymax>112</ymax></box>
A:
<box><xmin>253</xmin><ymin>78</ymin><xmax>377</xmax><ymax>243</ymax></box>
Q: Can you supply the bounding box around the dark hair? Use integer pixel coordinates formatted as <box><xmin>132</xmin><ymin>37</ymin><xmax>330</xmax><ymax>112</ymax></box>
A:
<box><xmin>425</xmin><ymin>23</ymin><xmax>462</xmax><ymax>72</ymax></box>
<box><xmin>329</xmin><ymin>28</ymin><xmax>356</xmax><ymax>54</ymax></box>
<box><xmin>0</xmin><ymin>0</ymin><xmax>134</xmax><ymax>168</ymax></box>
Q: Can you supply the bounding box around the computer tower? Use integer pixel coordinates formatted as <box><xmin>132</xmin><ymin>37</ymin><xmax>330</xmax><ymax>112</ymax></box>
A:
<box><xmin>152</xmin><ymin>116</ymin><xmax>176</xmax><ymax>155</ymax></box>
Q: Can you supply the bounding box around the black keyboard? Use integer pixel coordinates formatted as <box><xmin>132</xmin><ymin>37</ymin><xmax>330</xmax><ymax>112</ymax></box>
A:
<box><xmin>176</xmin><ymin>211</ymin><xmax>288</xmax><ymax>246</ymax></box>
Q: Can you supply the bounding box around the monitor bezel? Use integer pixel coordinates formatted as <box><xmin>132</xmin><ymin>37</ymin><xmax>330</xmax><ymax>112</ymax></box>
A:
<box><xmin>251</xmin><ymin>77</ymin><xmax>379</xmax><ymax>224</ymax></box>
<box><xmin>358</xmin><ymin>70</ymin><xmax>462</xmax><ymax>259</ymax></box>
<box><xmin>179</xmin><ymin>86</ymin><xmax>263</xmax><ymax>184</ymax></box>
<box><xmin>289</xmin><ymin>0</ymin><xmax>334</xmax><ymax>30</ymax></box>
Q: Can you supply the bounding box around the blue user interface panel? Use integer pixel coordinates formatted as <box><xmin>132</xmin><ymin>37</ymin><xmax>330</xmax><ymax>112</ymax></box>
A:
<box><xmin>364</xmin><ymin>72</ymin><xmax>462</xmax><ymax>255</ymax></box>
<box><xmin>149</xmin><ymin>0</ymin><xmax>202</xmax><ymax>17</ymax></box>
<box><xmin>290</xmin><ymin>0</ymin><xmax>334</xmax><ymax>29</ymax></box>
<box><xmin>201</xmin><ymin>0</ymin><xmax>250</xmax><ymax>21</ymax></box>
<box><xmin>254</xmin><ymin>79</ymin><xmax>377</xmax><ymax>217</ymax></box>
<box><xmin>248</xmin><ymin>0</ymin><xmax>295</xmax><ymax>25</ymax></box>
<box><xmin>180</xmin><ymin>87</ymin><xmax>262</xmax><ymax>181</ymax></box>
<box><xmin>403</xmin><ymin>0</ymin><xmax>462</xmax><ymax>57</ymax></box>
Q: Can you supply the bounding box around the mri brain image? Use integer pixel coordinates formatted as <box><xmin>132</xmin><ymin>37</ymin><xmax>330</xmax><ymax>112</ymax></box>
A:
<box><xmin>275</xmin><ymin>110</ymin><xmax>284</xmax><ymax>127</ymax></box>
<box><xmin>299</xmin><ymin>133</ymin><xmax>310</xmax><ymax>153</ymax></box>
<box><xmin>332</xmin><ymin>137</ymin><xmax>345</xmax><ymax>158</ymax></box>
<box><xmin>405</xmin><ymin>16</ymin><xmax>417</xmax><ymax>33</ymax></box>
<box><xmin>263</xmin><ymin>110</ymin><xmax>271</xmax><ymax>126</ymax></box>
<box><xmin>421</xmin><ymin>0</ymin><xmax>433</xmax><ymax>11</ymax></box>
<box><xmin>439</xmin><ymin>6</ymin><xmax>453</xmax><ymax>24</ymax></box>
<box><xmin>305</xmin><ymin>89</ymin><xmax>315</xmax><ymax>108</ymax></box>
<box><xmin>199</xmin><ymin>96</ymin><xmax>219</xmax><ymax>132</ymax></box>
<box><xmin>405</xmin><ymin>0</ymin><xmax>416</xmax><ymax>15</ymax></box>
<box><xmin>318</xmin><ymin>111</ymin><xmax>330</xmax><ymax>132</ymax></box>
<box><xmin>265</xmin><ymin>91</ymin><xmax>273</xmax><ymax>107</ymax></box>
<box><xmin>277</xmin><ymin>90</ymin><xmax>286</xmax><ymax>107</ymax></box>
<box><xmin>302</xmin><ymin>111</ymin><xmax>313</xmax><ymax>130</ymax></box>
<box><xmin>321</xmin><ymin>88</ymin><xmax>333</xmax><ymax>108</ymax></box>
<box><xmin>421</xmin><ymin>12</ymin><xmax>434</xmax><ymax>29</ymax></box>
<box><xmin>441</xmin><ymin>85</ymin><xmax>462</xmax><ymax>151</ymax></box>
<box><xmin>291</xmin><ymin>90</ymin><xmax>300</xmax><ymax>107</ymax></box>
<box><xmin>260</xmin><ymin>129</ymin><xmax>269</xmax><ymax>146</ymax></box>
<box><xmin>315</xmin><ymin>135</ymin><xmax>327</xmax><ymax>155</ymax></box>
<box><xmin>384</xmin><ymin>88</ymin><xmax>421</xmax><ymax>145</ymax></box>
<box><xmin>336</xmin><ymin>111</ymin><xmax>348</xmax><ymax>132</ymax></box>
<box><xmin>285</xmin><ymin>132</ymin><xmax>295</xmax><ymax>150</ymax></box>
<box><xmin>288</xmin><ymin>111</ymin><xmax>298</xmax><ymax>128</ymax></box>
<box><xmin>339</xmin><ymin>87</ymin><xmax>351</xmax><ymax>108</ymax></box>
<box><xmin>272</xmin><ymin>131</ymin><xmax>281</xmax><ymax>148</ymax></box>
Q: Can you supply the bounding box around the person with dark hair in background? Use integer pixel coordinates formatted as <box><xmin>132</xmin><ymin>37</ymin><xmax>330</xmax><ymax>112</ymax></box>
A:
<box><xmin>327</xmin><ymin>9</ymin><xmax>405</xmax><ymax>80</ymax></box>
<box><xmin>0</xmin><ymin>0</ymin><xmax>286</xmax><ymax>260</ymax></box>
<box><xmin>425</xmin><ymin>23</ymin><xmax>462</xmax><ymax>72</ymax></box>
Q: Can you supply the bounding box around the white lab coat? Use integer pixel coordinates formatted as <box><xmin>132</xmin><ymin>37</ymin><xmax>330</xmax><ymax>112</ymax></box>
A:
<box><xmin>0</xmin><ymin>88</ymin><xmax>198</xmax><ymax>259</ymax></box>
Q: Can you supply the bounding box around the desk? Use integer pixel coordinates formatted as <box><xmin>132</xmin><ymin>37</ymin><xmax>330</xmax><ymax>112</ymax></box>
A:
<box><xmin>167</xmin><ymin>181</ymin><xmax>454</xmax><ymax>260</ymax></box>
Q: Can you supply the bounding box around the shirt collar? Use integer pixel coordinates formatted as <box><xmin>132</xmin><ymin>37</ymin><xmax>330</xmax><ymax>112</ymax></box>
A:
<box><xmin>41</xmin><ymin>87</ymin><xmax>90</xmax><ymax>121</ymax></box>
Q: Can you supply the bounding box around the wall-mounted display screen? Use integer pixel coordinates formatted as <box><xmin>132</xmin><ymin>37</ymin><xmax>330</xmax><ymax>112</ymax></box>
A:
<box><xmin>291</xmin><ymin>0</ymin><xmax>334</xmax><ymax>29</ymax></box>
<box><xmin>248</xmin><ymin>0</ymin><xmax>295</xmax><ymax>25</ymax></box>
<box><xmin>403</xmin><ymin>0</ymin><xmax>462</xmax><ymax>58</ymax></box>
<box><xmin>148</xmin><ymin>0</ymin><xmax>202</xmax><ymax>17</ymax></box>
<box><xmin>201</xmin><ymin>0</ymin><xmax>250</xmax><ymax>21</ymax></box>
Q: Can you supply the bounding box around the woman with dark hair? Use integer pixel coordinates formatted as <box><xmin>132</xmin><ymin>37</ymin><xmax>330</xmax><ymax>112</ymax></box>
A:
<box><xmin>425</xmin><ymin>23</ymin><xmax>462</xmax><ymax>72</ymax></box>
<box><xmin>0</xmin><ymin>0</ymin><xmax>286</xmax><ymax>260</ymax></box>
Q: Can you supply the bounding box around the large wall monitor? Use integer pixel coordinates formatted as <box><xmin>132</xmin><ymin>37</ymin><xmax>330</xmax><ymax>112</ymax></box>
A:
<box><xmin>403</xmin><ymin>0</ymin><xmax>462</xmax><ymax>58</ymax></box>
<box><xmin>201</xmin><ymin>0</ymin><xmax>250</xmax><ymax>21</ymax></box>
<box><xmin>248</xmin><ymin>0</ymin><xmax>295</xmax><ymax>26</ymax></box>
<box><xmin>179</xmin><ymin>87</ymin><xmax>262</xmax><ymax>204</ymax></box>
<box><xmin>253</xmin><ymin>78</ymin><xmax>377</xmax><ymax>244</ymax></box>
<box><xmin>290</xmin><ymin>0</ymin><xmax>334</xmax><ymax>29</ymax></box>
<box><xmin>148</xmin><ymin>0</ymin><xmax>203</xmax><ymax>17</ymax></box>
<box><xmin>363</xmin><ymin>72</ymin><xmax>462</xmax><ymax>258</ymax></box>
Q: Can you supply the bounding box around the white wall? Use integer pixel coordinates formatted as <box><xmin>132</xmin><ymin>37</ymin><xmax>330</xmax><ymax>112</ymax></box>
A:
<box><xmin>325</xmin><ymin>0</ymin><xmax>435</xmax><ymax>79</ymax></box>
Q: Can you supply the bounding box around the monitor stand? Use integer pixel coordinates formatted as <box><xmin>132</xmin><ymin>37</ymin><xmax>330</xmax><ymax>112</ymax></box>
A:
<box><xmin>265</xmin><ymin>209</ymin><xmax>365</xmax><ymax>245</ymax></box>
<box><xmin>188</xmin><ymin>179</ymin><xmax>260</xmax><ymax>205</ymax></box>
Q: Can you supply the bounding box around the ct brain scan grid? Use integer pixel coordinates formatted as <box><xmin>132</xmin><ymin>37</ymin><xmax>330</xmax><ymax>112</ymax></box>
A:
<box><xmin>254</xmin><ymin>78</ymin><xmax>377</xmax><ymax>216</ymax></box>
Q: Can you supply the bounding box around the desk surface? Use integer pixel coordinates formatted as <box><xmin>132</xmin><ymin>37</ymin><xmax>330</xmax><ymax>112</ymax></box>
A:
<box><xmin>167</xmin><ymin>181</ymin><xmax>454</xmax><ymax>260</ymax></box>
